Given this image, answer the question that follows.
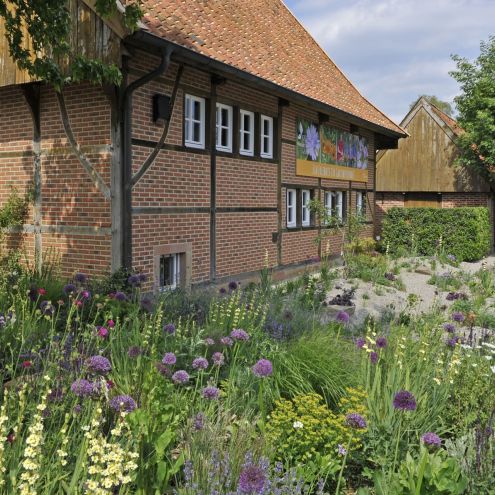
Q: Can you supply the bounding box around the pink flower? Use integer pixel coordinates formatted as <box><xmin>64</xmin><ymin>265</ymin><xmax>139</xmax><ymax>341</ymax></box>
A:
<box><xmin>107</xmin><ymin>319</ymin><xmax>115</xmax><ymax>328</ymax></box>
<box><xmin>22</xmin><ymin>360</ymin><xmax>32</xmax><ymax>369</ymax></box>
<box><xmin>37</xmin><ymin>288</ymin><xmax>47</xmax><ymax>296</ymax></box>
<box><xmin>97</xmin><ymin>326</ymin><xmax>109</xmax><ymax>338</ymax></box>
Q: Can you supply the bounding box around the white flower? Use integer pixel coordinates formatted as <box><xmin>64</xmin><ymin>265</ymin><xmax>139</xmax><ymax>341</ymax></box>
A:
<box><xmin>491</xmin><ymin>366</ymin><xmax>495</xmax><ymax>374</ymax></box>
<box><xmin>482</xmin><ymin>342</ymin><xmax>495</xmax><ymax>349</ymax></box>
<box><xmin>293</xmin><ymin>421</ymin><xmax>304</xmax><ymax>429</ymax></box>
<box><xmin>485</xmin><ymin>355</ymin><xmax>492</xmax><ymax>361</ymax></box>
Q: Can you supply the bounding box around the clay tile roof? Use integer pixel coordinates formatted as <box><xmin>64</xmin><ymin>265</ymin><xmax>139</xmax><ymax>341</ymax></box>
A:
<box><xmin>140</xmin><ymin>0</ymin><xmax>404</xmax><ymax>135</ymax></box>
<box><xmin>430</xmin><ymin>105</ymin><xmax>463</xmax><ymax>137</ymax></box>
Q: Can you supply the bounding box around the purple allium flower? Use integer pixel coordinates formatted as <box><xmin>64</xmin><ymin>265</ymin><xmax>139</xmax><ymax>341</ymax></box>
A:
<box><xmin>73</xmin><ymin>404</ymin><xmax>82</xmax><ymax>414</ymax></box>
<box><xmin>163</xmin><ymin>323</ymin><xmax>176</xmax><ymax>335</ymax></box>
<box><xmin>70</xmin><ymin>379</ymin><xmax>100</xmax><ymax>398</ymax></box>
<box><xmin>114</xmin><ymin>291</ymin><xmax>127</xmax><ymax>302</ymax></box>
<box><xmin>370</xmin><ymin>351</ymin><xmax>379</xmax><ymax>364</ymax></box>
<box><xmin>337</xmin><ymin>444</ymin><xmax>347</xmax><ymax>456</ymax></box>
<box><xmin>336</xmin><ymin>311</ymin><xmax>350</xmax><ymax>324</ymax></box>
<box><xmin>421</xmin><ymin>432</ymin><xmax>442</xmax><ymax>449</ymax></box>
<box><xmin>80</xmin><ymin>290</ymin><xmax>91</xmax><ymax>300</ymax></box>
<box><xmin>202</xmin><ymin>386</ymin><xmax>220</xmax><ymax>400</ymax></box>
<box><xmin>127</xmin><ymin>346</ymin><xmax>142</xmax><ymax>358</ymax></box>
<box><xmin>63</xmin><ymin>283</ymin><xmax>77</xmax><ymax>295</ymax></box>
<box><xmin>204</xmin><ymin>337</ymin><xmax>215</xmax><ymax>346</ymax></box>
<box><xmin>252</xmin><ymin>359</ymin><xmax>273</xmax><ymax>378</ymax></box>
<box><xmin>172</xmin><ymin>370</ymin><xmax>190</xmax><ymax>384</ymax></box>
<box><xmin>212</xmin><ymin>352</ymin><xmax>225</xmax><ymax>366</ymax></box>
<box><xmin>28</xmin><ymin>286</ymin><xmax>38</xmax><ymax>302</ymax></box>
<box><xmin>443</xmin><ymin>323</ymin><xmax>456</xmax><ymax>333</ymax></box>
<box><xmin>192</xmin><ymin>357</ymin><xmax>209</xmax><ymax>370</ymax></box>
<box><xmin>230</xmin><ymin>329</ymin><xmax>250</xmax><ymax>341</ymax></box>
<box><xmin>452</xmin><ymin>312</ymin><xmax>465</xmax><ymax>323</ymax></box>
<box><xmin>228</xmin><ymin>281</ymin><xmax>238</xmax><ymax>291</ymax></box>
<box><xmin>128</xmin><ymin>274</ymin><xmax>140</xmax><ymax>286</ymax></box>
<box><xmin>141</xmin><ymin>296</ymin><xmax>153</xmax><ymax>312</ymax></box>
<box><xmin>74</xmin><ymin>272</ymin><xmax>87</xmax><ymax>284</ymax></box>
<box><xmin>193</xmin><ymin>412</ymin><xmax>205</xmax><ymax>431</ymax></box>
<box><xmin>356</xmin><ymin>337</ymin><xmax>366</xmax><ymax>349</ymax></box>
<box><xmin>162</xmin><ymin>352</ymin><xmax>177</xmax><ymax>366</ymax></box>
<box><xmin>393</xmin><ymin>390</ymin><xmax>417</xmax><ymax>411</ymax></box>
<box><xmin>376</xmin><ymin>336</ymin><xmax>387</xmax><ymax>349</ymax></box>
<box><xmin>155</xmin><ymin>363</ymin><xmax>171</xmax><ymax>377</ymax></box>
<box><xmin>238</xmin><ymin>463</ymin><xmax>267</xmax><ymax>494</ymax></box>
<box><xmin>138</xmin><ymin>273</ymin><xmax>147</xmax><ymax>283</ymax></box>
<box><xmin>219</xmin><ymin>287</ymin><xmax>227</xmax><ymax>294</ymax></box>
<box><xmin>446</xmin><ymin>336</ymin><xmax>461</xmax><ymax>348</ymax></box>
<box><xmin>220</xmin><ymin>336</ymin><xmax>234</xmax><ymax>347</ymax></box>
<box><xmin>345</xmin><ymin>413</ymin><xmax>367</xmax><ymax>429</ymax></box>
<box><xmin>109</xmin><ymin>394</ymin><xmax>137</xmax><ymax>413</ymax></box>
<box><xmin>40</xmin><ymin>300</ymin><xmax>54</xmax><ymax>316</ymax></box>
<box><xmin>304</xmin><ymin>124</ymin><xmax>320</xmax><ymax>161</ymax></box>
<box><xmin>85</xmin><ymin>355</ymin><xmax>112</xmax><ymax>375</ymax></box>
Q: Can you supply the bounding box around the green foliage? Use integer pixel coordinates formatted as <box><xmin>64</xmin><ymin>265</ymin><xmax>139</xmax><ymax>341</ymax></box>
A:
<box><xmin>382</xmin><ymin>207</ymin><xmax>491</xmax><ymax>261</ymax></box>
<box><xmin>266</xmin><ymin>392</ymin><xmax>365</xmax><ymax>463</ymax></box>
<box><xmin>270</xmin><ymin>329</ymin><xmax>359</xmax><ymax>406</ymax></box>
<box><xmin>0</xmin><ymin>0</ymin><xmax>143</xmax><ymax>89</ymax></box>
<box><xmin>450</xmin><ymin>36</ymin><xmax>495</xmax><ymax>185</ymax></box>
<box><xmin>376</xmin><ymin>446</ymin><xmax>467</xmax><ymax>495</ymax></box>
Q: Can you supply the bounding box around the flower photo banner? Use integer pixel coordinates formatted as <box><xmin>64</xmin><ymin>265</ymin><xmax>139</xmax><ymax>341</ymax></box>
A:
<box><xmin>296</xmin><ymin>119</ymin><xmax>369</xmax><ymax>182</ymax></box>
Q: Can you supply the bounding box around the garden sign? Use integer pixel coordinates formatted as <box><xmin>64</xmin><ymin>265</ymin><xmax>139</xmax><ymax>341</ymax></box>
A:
<box><xmin>296</xmin><ymin>118</ymin><xmax>368</xmax><ymax>182</ymax></box>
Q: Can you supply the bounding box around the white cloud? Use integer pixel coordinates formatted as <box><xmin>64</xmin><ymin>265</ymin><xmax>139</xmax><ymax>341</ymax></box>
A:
<box><xmin>285</xmin><ymin>0</ymin><xmax>495</xmax><ymax>123</ymax></box>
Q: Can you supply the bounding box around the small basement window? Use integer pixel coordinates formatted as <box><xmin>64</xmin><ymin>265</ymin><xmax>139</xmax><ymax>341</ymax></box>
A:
<box><xmin>239</xmin><ymin>110</ymin><xmax>255</xmax><ymax>156</ymax></box>
<box><xmin>301</xmin><ymin>189</ymin><xmax>311</xmax><ymax>226</ymax></box>
<box><xmin>260</xmin><ymin>115</ymin><xmax>273</xmax><ymax>158</ymax></box>
<box><xmin>287</xmin><ymin>188</ymin><xmax>297</xmax><ymax>228</ymax></box>
<box><xmin>184</xmin><ymin>94</ymin><xmax>205</xmax><ymax>149</ymax></box>
<box><xmin>159</xmin><ymin>253</ymin><xmax>182</xmax><ymax>290</ymax></box>
<box><xmin>216</xmin><ymin>103</ymin><xmax>233</xmax><ymax>152</ymax></box>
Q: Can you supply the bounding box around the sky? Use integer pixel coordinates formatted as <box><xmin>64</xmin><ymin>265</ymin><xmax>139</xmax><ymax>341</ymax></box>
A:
<box><xmin>284</xmin><ymin>0</ymin><xmax>495</xmax><ymax>124</ymax></box>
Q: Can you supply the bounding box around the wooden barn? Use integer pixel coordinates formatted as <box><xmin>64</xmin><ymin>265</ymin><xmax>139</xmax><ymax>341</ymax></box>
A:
<box><xmin>375</xmin><ymin>96</ymin><xmax>493</xmax><ymax>234</ymax></box>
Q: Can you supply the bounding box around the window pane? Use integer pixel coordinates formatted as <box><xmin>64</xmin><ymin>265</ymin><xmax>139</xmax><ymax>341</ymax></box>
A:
<box><xmin>185</xmin><ymin>98</ymin><xmax>190</xmax><ymax>119</ymax></box>
<box><xmin>244</xmin><ymin>132</ymin><xmax>250</xmax><ymax>149</ymax></box>
<box><xmin>193</xmin><ymin>101</ymin><xmax>201</xmax><ymax>121</ymax></box>
<box><xmin>221</xmin><ymin>108</ymin><xmax>228</xmax><ymax>124</ymax></box>
<box><xmin>193</xmin><ymin>122</ymin><xmax>201</xmax><ymax>143</ymax></box>
<box><xmin>243</xmin><ymin>114</ymin><xmax>249</xmax><ymax>129</ymax></box>
<box><xmin>221</xmin><ymin>128</ymin><xmax>228</xmax><ymax>146</ymax></box>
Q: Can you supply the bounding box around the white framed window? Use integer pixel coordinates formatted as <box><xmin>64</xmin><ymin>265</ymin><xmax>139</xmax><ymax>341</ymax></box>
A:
<box><xmin>334</xmin><ymin>191</ymin><xmax>344</xmax><ymax>220</ymax></box>
<box><xmin>324</xmin><ymin>191</ymin><xmax>333</xmax><ymax>220</ymax></box>
<box><xmin>260</xmin><ymin>115</ymin><xmax>273</xmax><ymax>158</ymax></box>
<box><xmin>184</xmin><ymin>94</ymin><xmax>205</xmax><ymax>149</ymax></box>
<box><xmin>287</xmin><ymin>189</ymin><xmax>297</xmax><ymax>228</ymax></box>
<box><xmin>356</xmin><ymin>191</ymin><xmax>366</xmax><ymax>216</ymax></box>
<box><xmin>301</xmin><ymin>189</ymin><xmax>311</xmax><ymax>227</ymax></box>
<box><xmin>239</xmin><ymin>110</ymin><xmax>254</xmax><ymax>156</ymax></box>
<box><xmin>216</xmin><ymin>103</ymin><xmax>233</xmax><ymax>152</ymax></box>
<box><xmin>159</xmin><ymin>253</ymin><xmax>181</xmax><ymax>290</ymax></box>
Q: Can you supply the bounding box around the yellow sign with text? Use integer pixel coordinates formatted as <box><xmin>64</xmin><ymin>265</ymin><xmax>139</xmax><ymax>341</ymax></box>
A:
<box><xmin>296</xmin><ymin>159</ymin><xmax>368</xmax><ymax>182</ymax></box>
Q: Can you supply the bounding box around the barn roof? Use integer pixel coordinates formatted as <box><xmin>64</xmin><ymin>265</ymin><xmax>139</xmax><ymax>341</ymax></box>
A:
<box><xmin>138</xmin><ymin>0</ymin><xmax>404</xmax><ymax>137</ymax></box>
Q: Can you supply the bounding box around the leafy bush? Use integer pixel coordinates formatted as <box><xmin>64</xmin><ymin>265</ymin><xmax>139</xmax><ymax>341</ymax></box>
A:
<box><xmin>382</xmin><ymin>207</ymin><xmax>491</xmax><ymax>261</ymax></box>
<box><xmin>266</xmin><ymin>391</ymin><xmax>366</xmax><ymax>463</ymax></box>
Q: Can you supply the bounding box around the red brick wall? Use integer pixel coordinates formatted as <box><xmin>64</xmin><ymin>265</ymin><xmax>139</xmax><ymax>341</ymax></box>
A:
<box><xmin>129</xmin><ymin>53</ymin><xmax>378</xmax><ymax>288</ymax></box>
<box><xmin>0</xmin><ymin>83</ymin><xmax>112</xmax><ymax>278</ymax></box>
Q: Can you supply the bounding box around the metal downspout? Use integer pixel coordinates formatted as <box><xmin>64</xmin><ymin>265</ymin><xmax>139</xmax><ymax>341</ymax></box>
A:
<box><xmin>121</xmin><ymin>46</ymin><xmax>173</xmax><ymax>269</ymax></box>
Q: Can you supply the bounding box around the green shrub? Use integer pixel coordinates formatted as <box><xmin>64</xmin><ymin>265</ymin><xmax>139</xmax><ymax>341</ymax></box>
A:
<box><xmin>382</xmin><ymin>207</ymin><xmax>490</xmax><ymax>261</ymax></box>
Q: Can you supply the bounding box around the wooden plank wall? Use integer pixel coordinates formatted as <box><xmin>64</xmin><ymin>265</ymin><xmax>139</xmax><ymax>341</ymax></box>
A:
<box><xmin>376</xmin><ymin>107</ymin><xmax>490</xmax><ymax>193</ymax></box>
<box><xmin>0</xmin><ymin>0</ymin><xmax>121</xmax><ymax>88</ymax></box>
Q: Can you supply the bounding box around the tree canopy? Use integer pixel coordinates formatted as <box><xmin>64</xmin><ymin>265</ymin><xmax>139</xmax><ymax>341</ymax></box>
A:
<box><xmin>450</xmin><ymin>36</ymin><xmax>495</xmax><ymax>184</ymax></box>
<box><xmin>0</xmin><ymin>0</ymin><xmax>143</xmax><ymax>90</ymax></box>
<box><xmin>410</xmin><ymin>95</ymin><xmax>454</xmax><ymax>117</ymax></box>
